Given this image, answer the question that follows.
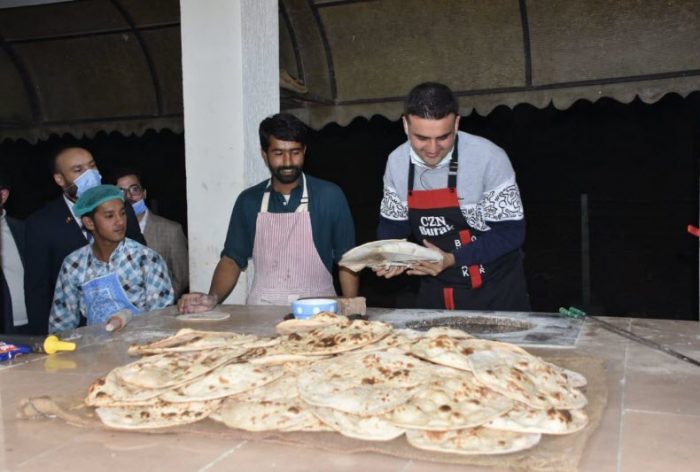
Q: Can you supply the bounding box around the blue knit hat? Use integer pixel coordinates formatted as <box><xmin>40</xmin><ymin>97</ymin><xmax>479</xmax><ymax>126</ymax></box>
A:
<box><xmin>74</xmin><ymin>184</ymin><xmax>124</xmax><ymax>217</ymax></box>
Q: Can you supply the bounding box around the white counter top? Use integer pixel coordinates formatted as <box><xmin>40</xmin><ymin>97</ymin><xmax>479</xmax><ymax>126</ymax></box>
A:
<box><xmin>1</xmin><ymin>306</ymin><xmax>699</xmax><ymax>471</ymax></box>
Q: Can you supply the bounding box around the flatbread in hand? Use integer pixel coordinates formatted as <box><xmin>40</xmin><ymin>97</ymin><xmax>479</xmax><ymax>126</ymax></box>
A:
<box><xmin>339</xmin><ymin>239</ymin><xmax>443</xmax><ymax>272</ymax></box>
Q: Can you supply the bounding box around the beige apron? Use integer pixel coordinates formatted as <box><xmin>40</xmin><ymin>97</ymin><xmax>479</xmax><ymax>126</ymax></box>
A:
<box><xmin>246</xmin><ymin>176</ymin><xmax>336</xmax><ymax>305</ymax></box>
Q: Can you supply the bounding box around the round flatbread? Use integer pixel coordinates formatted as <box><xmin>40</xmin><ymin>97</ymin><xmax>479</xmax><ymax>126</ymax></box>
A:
<box><xmin>85</xmin><ymin>371</ymin><xmax>168</xmax><ymax>407</ymax></box>
<box><xmin>311</xmin><ymin>407</ymin><xmax>406</xmax><ymax>441</ymax></box>
<box><xmin>339</xmin><ymin>239</ymin><xmax>443</xmax><ymax>272</ymax></box>
<box><xmin>176</xmin><ymin>311</ymin><xmax>231</xmax><ymax>322</ymax></box>
<box><xmin>408</xmin><ymin>335</ymin><xmax>527</xmax><ymax>372</ymax></box>
<box><xmin>213</xmin><ymin>397</ymin><xmax>318</xmax><ymax>432</ymax></box>
<box><xmin>562</xmin><ymin>368</ymin><xmax>588</xmax><ymax>388</ymax></box>
<box><xmin>160</xmin><ymin>363</ymin><xmax>284</xmax><ymax>402</ymax></box>
<box><xmin>128</xmin><ymin>329</ymin><xmax>257</xmax><ymax>355</ymax></box>
<box><xmin>242</xmin><ymin>344</ymin><xmax>331</xmax><ymax>365</ymax></box>
<box><xmin>355</xmin><ymin>328</ymin><xmax>423</xmax><ymax>353</ymax></box>
<box><xmin>460</xmin><ymin>338</ymin><xmax>530</xmax><ymax>356</ymax></box>
<box><xmin>281</xmin><ymin>319</ymin><xmax>392</xmax><ymax>355</ymax></box>
<box><xmin>405</xmin><ymin>427</ymin><xmax>541</xmax><ymax>456</ymax></box>
<box><xmin>114</xmin><ymin>349</ymin><xmax>243</xmax><ymax>389</ymax></box>
<box><xmin>231</xmin><ymin>371</ymin><xmax>300</xmax><ymax>403</ymax></box>
<box><xmin>220</xmin><ymin>371</ymin><xmax>336</xmax><ymax>431</ymax></box>
<box><xmin>96</xmin><ymin>399</ymin><xmax>220</xmax><ymax>430</ymax></box>
<box><xmin>424</xmin><ymin>326</ymin><xmax>474</xmax><ymax>339</ymax></box>
<box><xmin>384</xmin><ymin>368</ymin><xmax>513</xmax><ymax>430</ymax></box>
<box><xmin>275</xmin><ymin>312</ymin><xmax>349</xmax><ymax>335</ymax></box>
<box><xmin>468</xmin><ymin>350</ymin><xmax>588</xmax><ymax>410</ymax></box>
<box><xmin>486</xmin><ymin>402</ymin><xmax>589</xmax><ymax>435</ymax></box>
<box><xmin>298</xmin><ymin>351</ymin><xmax>433</xmax><ymax>415</ymax></box>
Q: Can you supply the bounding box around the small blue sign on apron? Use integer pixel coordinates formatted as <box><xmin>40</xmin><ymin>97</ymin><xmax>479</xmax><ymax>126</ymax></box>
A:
<box><xmin>82</xmin><ymin>272</ymin><xmax>140</xmax><ymax>325</ymax></box>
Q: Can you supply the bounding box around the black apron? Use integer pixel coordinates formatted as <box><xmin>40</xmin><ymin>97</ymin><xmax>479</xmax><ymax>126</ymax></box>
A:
<box><xmin>407</xmin><ymin>137</ymin><xmax>530</xmax><ymax>311</ymax></box>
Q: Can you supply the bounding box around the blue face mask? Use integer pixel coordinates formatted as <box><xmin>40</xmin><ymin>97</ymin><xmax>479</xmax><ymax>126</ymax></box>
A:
<box><xmin>131</xmin><ymin>198</ymin><xmax>147</xmax><ymax>216</ymax></box>
<box><xmin>74</xmin><ymin>169</ymin><xmax>102</xmax><ymax>198</ymax></box>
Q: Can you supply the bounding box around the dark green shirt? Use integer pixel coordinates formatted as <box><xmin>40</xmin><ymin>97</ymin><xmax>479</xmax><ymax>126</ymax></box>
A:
<box><xmin>222</xmin><ymin>174</ymin><xmax>356</xmax><ymax>272</ymax></box>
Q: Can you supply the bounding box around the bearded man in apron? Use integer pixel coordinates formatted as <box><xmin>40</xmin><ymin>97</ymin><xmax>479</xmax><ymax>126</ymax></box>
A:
<box><xmin>178</xmin><ymin>113</ymin><xmax>359</xmax><ymax>313</ymax></box>
<box><xmin>48</xmin><ymin>185</ymin><xmax>174</xmax><ymax>333</ymax></box>
<box><xmin>376</xmin><ymin>82</ymin><xmax>530</xmax><ymax>311</ymax></box>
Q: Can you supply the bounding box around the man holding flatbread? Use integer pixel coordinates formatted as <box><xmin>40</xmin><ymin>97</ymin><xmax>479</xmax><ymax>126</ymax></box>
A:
<box><xmin>376</xmin><ymin>82</ymin><xmax>530</xmax><ymax>311</ymax></box>
<box><xmin>178</xmin><ymin>113</ymin><xmax>358</xmax><ymax>312</ymax></box>
<box><xmin>49</xmin><ymin>185</ymin><xmax>174</xmax><ymax>332</ymax></box>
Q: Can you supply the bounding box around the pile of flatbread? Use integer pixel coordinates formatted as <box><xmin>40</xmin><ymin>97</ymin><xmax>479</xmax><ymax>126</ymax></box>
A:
<box><xmin>339</xmin><ymin>239</ymin><xmax>443</xmax><ymax>272</ymax></box>
<box><xmin>85</xmin><ymin>314</ymin><xmax>589</xmax><ymax>456</ymax></box>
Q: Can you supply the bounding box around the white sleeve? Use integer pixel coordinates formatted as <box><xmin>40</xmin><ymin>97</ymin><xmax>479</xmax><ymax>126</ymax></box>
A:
<box><xmin>481</xmin><ymin>179</ymin><xmax>524</xmax><ymax>222</ymax></box>
<box><xmin>380</xmin><ymin>162</ymin><xmax>408</xmax><ymax>221</ymax></box>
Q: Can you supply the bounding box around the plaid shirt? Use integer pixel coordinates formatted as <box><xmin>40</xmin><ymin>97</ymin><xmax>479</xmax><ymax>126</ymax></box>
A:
<box><xmin>49</xmin><ymin>238</ymin><xmax>174</xmax><ymax>332</ymax></box>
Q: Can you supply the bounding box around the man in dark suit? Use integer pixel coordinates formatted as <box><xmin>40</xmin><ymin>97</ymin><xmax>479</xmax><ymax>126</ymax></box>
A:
<box><xmin>0</xmin><ymin>175</ymin><xmax>29</xmax><ymax>334</ymax></box>
<box><xmin>23</xmin><ymin>147</ymin><xmax>146</xmax><ymax>335</ymax></box>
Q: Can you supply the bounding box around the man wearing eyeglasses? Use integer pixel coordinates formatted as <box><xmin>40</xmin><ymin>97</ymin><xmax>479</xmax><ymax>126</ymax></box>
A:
<box><xmin>116</xmin><ymin>169</ymin><xmax>189</xmax><ymax>298</ymax></box>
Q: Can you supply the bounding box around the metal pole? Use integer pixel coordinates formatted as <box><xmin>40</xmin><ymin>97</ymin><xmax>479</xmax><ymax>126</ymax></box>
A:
<box><xmin>581</xmin><ymin>194</ymin><xmax>591</xmax><ymax>309</ymax></box>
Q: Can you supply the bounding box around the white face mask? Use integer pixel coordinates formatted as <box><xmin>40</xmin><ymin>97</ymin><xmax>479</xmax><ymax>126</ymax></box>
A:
<box><xmin>73</xmin><ymin>169</ymin><xmax>102</xmax><ymax>198</ymax></box>
<box><xmin>409</xmin><ymin>145</ymin><xmax>453</xmax><ymax>168</ymax></box>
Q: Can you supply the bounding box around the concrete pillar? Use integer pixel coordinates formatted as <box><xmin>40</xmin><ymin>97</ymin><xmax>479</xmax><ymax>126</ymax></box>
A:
<box><xmin>181</xmin><ymin>0</ymin><xmax>279</xmax><ymax>303</ymax></box>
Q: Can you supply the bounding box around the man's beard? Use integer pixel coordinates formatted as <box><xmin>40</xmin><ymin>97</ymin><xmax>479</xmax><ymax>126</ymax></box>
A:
<box><xmin>62</xmin><ymin>182</ymin><xmax>78</xmax><ymax>201</ymax></box>
<box><xmin>270</xmin><ymin>165</ymin><xmax>302</xmax><ymax>184</ymax></box>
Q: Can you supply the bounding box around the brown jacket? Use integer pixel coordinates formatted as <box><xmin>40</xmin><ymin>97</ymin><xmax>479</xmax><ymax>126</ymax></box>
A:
<box><xmin>143</xmin><ymin>212</ymin><xmax>189</xmax><ymax>298</ymax></box>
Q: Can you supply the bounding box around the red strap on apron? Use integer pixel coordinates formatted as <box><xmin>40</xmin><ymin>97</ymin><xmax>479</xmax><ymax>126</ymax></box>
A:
<box><xmin>442</xmin><ymin>287</ymin><xmax>455</xmax><ymax>310</ymax></box>
<box><xmin>408</xmin><ymin>188</ymin><xmax>457</xmax><ymax>209</ymax></box>
<box><xmin>459</xmin><ymin>229</ymin><xmax>483</xmax><ymax>289</ymax></box>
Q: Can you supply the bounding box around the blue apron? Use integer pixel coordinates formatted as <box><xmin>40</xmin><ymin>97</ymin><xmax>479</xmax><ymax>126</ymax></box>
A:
<box><xmin>81</xmin><ymin>272</ymin><xmax>141</xmax><ymax>325</ymax></box>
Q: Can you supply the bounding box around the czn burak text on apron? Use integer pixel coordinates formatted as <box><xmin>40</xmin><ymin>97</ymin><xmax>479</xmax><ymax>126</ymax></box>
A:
<box><xmin>406</xmin><ymin>136</ymin><xmax>529</xmax><ymax>311</ymax></box>
<box><xmin>247</xmin><ymin>175</ymin><xmax>336</xmax><ymax>305</ymax></box>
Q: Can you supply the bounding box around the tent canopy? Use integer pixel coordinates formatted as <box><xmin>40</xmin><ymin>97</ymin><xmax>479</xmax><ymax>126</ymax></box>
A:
<box><xmin>281</xmin><ymin>0</ymin><xmax>700</xmax><ymax>127</ymax></box>
<box><xmin>0</xmin><ymin>0</ymin><xmax>182</xmax><ymax>142</ymax></box>
<box><xmin>1</xmin><ymin>0</ymin><xmax>699</xmax><ymax>141</ymax></box>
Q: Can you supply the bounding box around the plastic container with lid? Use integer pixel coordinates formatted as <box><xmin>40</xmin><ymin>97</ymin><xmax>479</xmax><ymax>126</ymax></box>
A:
<box><xmin>291</xmin><ymin>298</ymin><xmax>337</xmax><ymax>319</ymax></box>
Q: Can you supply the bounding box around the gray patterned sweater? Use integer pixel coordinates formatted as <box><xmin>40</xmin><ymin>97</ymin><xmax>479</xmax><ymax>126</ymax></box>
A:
<box><xmin>377</xmin><ymin>131</ymin><xmax>526</xmax><ymax>267</ymax></box>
